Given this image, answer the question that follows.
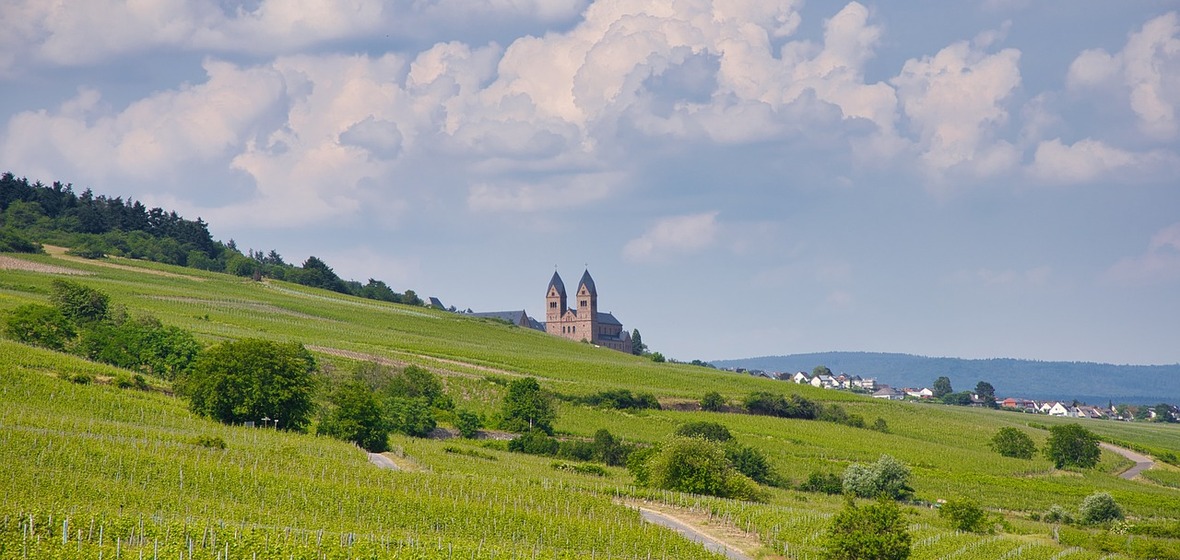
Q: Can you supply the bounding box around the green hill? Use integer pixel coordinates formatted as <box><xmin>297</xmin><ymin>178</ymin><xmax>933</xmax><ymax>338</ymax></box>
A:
<box><xmin>3</xmin><ymin>249</ymin><xmax>1180</xmax><ymax>559</ymax></box>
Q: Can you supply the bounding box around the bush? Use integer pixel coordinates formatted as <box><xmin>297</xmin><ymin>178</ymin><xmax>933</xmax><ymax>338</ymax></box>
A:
<box><xmin>843</xmin><ymin>455</ymin><xmax>912</xmax><ymax>500</ymax></box>
<box><xmin>388</xmin><ymin>397</ymin><xmax>436</xmax><ymax>438</ymax></box>
<box><xmin>592</xmin><ymin>428</ymin><xmax>631</xmax><ymax>466</ymax></box>
<box><xmin>673</xmin><ymin>421</ymin><xmax>733</xmax><ymax>442</ymax></box>
<box><xmin>499</xmin><ymin>377</ymin><xmax>555</xmax><ymax>435</ymax></box>
<box><xmin>643</xmin><ymin>436</ymin><xmax>764</xmax><ymax>501</ymax></box>
<box><xmin>551</xmin><ymin>462</ymin><xmax>608</xmax><ymax>477</ymax></box>
<box><xmin>572</xmin><ymin>389</ymin><xmax>660</xmax><ymax>410</ymax></box>
<box><xmin>1079</xmin><ymin>492</ymin><xmax>1124</xmax><ymax>525</ymax></box>
<box><xmin>508</xmin><ymin>430</ymin><xmax>559</xmax><ymax>456</ymax></box>
<box><xmin>49</xmin><ymin>279</ymin><xmax>109</xmax><ymax>324</ymax></box>
<box><xmin>0</xmin><ymin>227</ymin><xmax>42</xmax><ymax>253</ymax></box>
<box><xmin>823</xmin><ymin>497</ymin><xmax>912</xmax><ymax>560</ymax></box>
<box><xmin>181</xmin><ymin>339</ymin><xmax>317</xmax><ymax>431</ymax></box>
<box><xmin>4</xmin><ymin>303</ymin><xmax>75</xmax><ymax>351</ymax></box>
<box><xmin>940</xmin><ymin>497</ymin><xmax>988</xmax><ymax>533</ymax></box>
<box><xmin>700</xmin><ymin>391</ymin><xmax>725</xmax><ymax>412</ymax></box>
<box><xmin>744</xmin><ymin>392</ymin><xmax>817</xmax><ymax>419</ymax></box>
<box><xmin>724</xmin><ymin>443</ymin><xmax>780</xmax><ymax>486</ymax></box>
<box><xmin>800</xmin><ymin>471</ymin><xmax>844</xmax><ymax>494</ymax></box>
<box><xmin>557</xmin><ymin>439</ymin><xmax>596</xmax><ymax>461</ymax></box>
<box><xmin>1043</xmin><ymin>504</ymin><xmax>1074</xmax><ymax>524</ymax></box>
<box><xmin>455</xmin><ymin>410</ymin><xmax>483</xmax><ymax>438</ymax></box>
<box><xmin>192</xmin><ymin>435</ymin><xmax>227</xmax><ymax>449</ymax></box>
<box><xmin>320</xmin><ymin>379</ymin><xmax>392</xmax><ymax>451</ymax></box>
<box><xmin>990</xmin><ymin>427</ymin><xmax>1036</xmax><ymax>459</ymax></box>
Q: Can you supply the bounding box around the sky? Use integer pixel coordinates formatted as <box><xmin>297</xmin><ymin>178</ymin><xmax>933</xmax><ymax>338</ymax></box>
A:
<box><xmin>2</xmin><ymin>1</ymin><xmax>1179</xmax><ymax>365</ymax></box>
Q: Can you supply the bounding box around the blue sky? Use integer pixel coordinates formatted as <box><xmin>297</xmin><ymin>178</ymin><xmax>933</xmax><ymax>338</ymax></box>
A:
<box><xmin>2</xmin><ymin>1</ymin><xmax>1178</xmax><ymax>364</ymax></box>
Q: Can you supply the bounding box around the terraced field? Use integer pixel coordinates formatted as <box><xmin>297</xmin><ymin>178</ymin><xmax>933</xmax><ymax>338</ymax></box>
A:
<box><xmin>2</xmin><ymin>250</ymin><xmax>1179</xmax><ymax>559</ymax></box>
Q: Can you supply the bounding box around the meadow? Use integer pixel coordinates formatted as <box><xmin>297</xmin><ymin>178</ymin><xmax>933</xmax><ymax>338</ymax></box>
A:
<box><xmin>2</xmin><ymin>250</ymin><xmax>1179</xmax><ymax>559</ymax></box>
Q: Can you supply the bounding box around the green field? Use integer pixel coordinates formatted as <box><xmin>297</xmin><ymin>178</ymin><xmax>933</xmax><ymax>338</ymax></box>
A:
<box><xmin>2</xmin><ymin>250</ymin><xmax>1179</xmax><ymax>559</ymax></box>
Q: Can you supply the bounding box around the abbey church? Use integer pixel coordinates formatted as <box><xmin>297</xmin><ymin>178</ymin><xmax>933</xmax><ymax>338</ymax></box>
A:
<box><xmin>545</xmin><ymin>270</ymin><xmax>632</xmax><ymax>354</ymax></box>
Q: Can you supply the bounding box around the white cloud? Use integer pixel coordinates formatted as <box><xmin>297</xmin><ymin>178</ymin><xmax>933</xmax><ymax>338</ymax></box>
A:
<box><xmin>623</xmin><ymin>211</ymin><xmax>719</xmax><ymax>262</ymax></box>
<box><xmin>1</xmin><ymin>59</ymin><xmax>286</xmax><ymax>182</ymax></box>
<box><xmin>466</xmin><ymin>173</ymin><xmax>620</xmax><ymax>213</ymax></box>
<box><xmin>891</xmin><ymin>40</ymin><xmax>1022</xmax><ymax>179</ymax></box>
<box><xmin>1027</xmin><ymin>137</ymin><xmax>1176</xmax><ymax>184</ymax></box>
<box><xmin>1066</xmin><ymin>12</ymin><xmax>1180</xmax><ymax>140</ymax></box>
<box><xmin>1105</xmin><ymin>223</ymin><xmax>1180</xmax><ymax>285</ymax></box>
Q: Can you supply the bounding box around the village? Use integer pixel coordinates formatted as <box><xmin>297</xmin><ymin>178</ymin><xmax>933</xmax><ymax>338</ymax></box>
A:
<box><xmin>724</xmin><ymin>367</ymin><xmax>1180</xmax><ymax>422</ymax></box>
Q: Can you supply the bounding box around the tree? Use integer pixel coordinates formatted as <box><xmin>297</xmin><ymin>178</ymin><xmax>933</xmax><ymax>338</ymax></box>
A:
<box><xmin>1153</xmin><ymin>403</ymin><xmax>1176</xmax><ymax>423</ymax></box>
<box><xmin>182</xmin><ymin>339</ymin><xmax>317</xmax><ymax>431</ymax></box>
<box><xmin>823</xmin><ymin>497</ymin><xmax>911</xmax><ymax>560</ymax></box>
<box><xmin>4</xmin><ymin>304</ymin><xmax>75</xmax><ymax>350</ymax></box>
<box><xmin>700</xmin><ymin>391</ymin><xmax>726</xmax><ymax>412</ymax></box>
<box><xmin>630</xmin><ymin>329</ymin><xmax>646</xmax><ymax>355</ymax></box>
<box><xmin>388</xmin><ymin>365</ymin><xmax>451</xmax><ymax>410</ymax></box>
<box><xmin>592</xmin><ymin>428</ymin><xmax>629</xmax><ymax>466</ymax></box>
<box><xmin>650</xmin><ymin>352</ymin><xmax>665</xmax><ymax>363</ymax></box>
<box><xmin>843</xmin><ymin>455</ymin><xmax>913</xmax><ymax>500</ymax></box>
<box><xmin>387</xmin><ymin>397</ymin><xmax>436</xmax><ymax>437</ymax></box>
<box><xmin>49</xmin><ymin>279</ymin><xmax>109</xmax><ymax>324</ymax></box>
<box><xmin>499</xmin><ymin>377</ymin><xmax>556</xmax><ymax>434</ymax></box>
<box><xmin>320</xmin><ymin>379</ymin><xmax>391</xmax><ymax>452</ymax></box>
<box><xmin>940</xmin><ymin>497</ymin><xmax>988</xmax><ymax>533</ymax></box>
<box><xmin>974</xmin><ymin>381</ymin><xmax>997</xmax><ymax>407</ymax></box>
<box><xmin>989</xmin><ymin>427</ymin><xmax>1036</xmax><ymax>459</ymax></box>
<box><xmin>455</xmin><ymin>410</ymin><xmax>483</xmax><ymax>438</ymax></box>
<box><xmin>674</xmin><ymin>421</ymin><xmax>733</xmax><ymax>442</ymax></box>
<box><xmin>1044</xmin><ymin>424</ymin><xmax>1100</xmax><ymax>469</ymax></box>
<box><xmin>813</xmin><ymin>365</ymin><xmax>833</xmax><ymax>377</ymax></box>
<box><xmin>1078</xmin><ymin>492</ymin><xmax>1123</xmax><ymax>525</ymax></box>
<box><xmin>933</xmin><ymin>376</ymin><xmax>953</xmax><ymax>398</ymax></box>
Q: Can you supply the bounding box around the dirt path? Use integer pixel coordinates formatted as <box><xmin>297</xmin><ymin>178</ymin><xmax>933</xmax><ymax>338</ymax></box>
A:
<box><xmin>367</xmin><ymin>452</ymin><xmax>400</xmax><ymax>471</ymax></box>
<box><xmin>624</xmin><ymin>501</ymin><xmax>760</xmax><ymax>559</ymax></box>
<box><xmin>1100</xmin><ymin>442</ymin><xmax>1154</xmax><ymax>480</ymax></box>
<box><xmin>307</xmin><ymin>345</ymin><xmax>525</xmax><ymax>380</ymax></box>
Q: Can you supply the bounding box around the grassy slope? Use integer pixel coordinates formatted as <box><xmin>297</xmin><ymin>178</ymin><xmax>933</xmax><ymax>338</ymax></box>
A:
<box><xmin>2</xmin><ymin>251</ymin><xmax>1180</xmax><ymax>559</ymax></box>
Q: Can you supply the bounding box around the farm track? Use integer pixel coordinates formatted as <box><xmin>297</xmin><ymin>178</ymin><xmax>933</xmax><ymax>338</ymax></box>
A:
<box><xmin>307</xmin><ymin>345</ymin><xmax>526</xmax><ymax>379</ymax></box>
<box><xmin>1100</xmin><ymin>442</ymin><xmax>1154</xmax><ymax>480</ymax></box>
<box><xmin>627</xmin><ymin>502</ymin><xmax>756</xmax><ymax>560</ymax></box>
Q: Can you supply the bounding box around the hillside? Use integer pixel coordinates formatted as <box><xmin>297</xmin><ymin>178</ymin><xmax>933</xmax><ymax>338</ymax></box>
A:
<box><xmin>713</xmin><ymin>352</ymin><xmax>1180</xmax><ymax>404</ymax></box>
<box><xmin>3</xmin><ymin>249</ymin><xmax>1180</xmax><ymax>559</ymax></box>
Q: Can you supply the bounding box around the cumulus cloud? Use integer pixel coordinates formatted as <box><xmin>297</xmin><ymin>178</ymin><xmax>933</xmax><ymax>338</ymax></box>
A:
<box><xmin>1027</xmin><ymin>138</ymin><xmax>1177</xmax><ymax>185</ymax></box>
<box><xmin>623</xmin><ymin>211</ymin><xmax>719</xmax><ymax>262</ymax></box>
<box><xmin>892</xmin><ymin>40</ymin><xmax>1022</xmax><ymax>179</ymax></box>
<box><xmin>1066</xmin><ymin>12</ymin><xmax>1180</xmax><ymax>140</ymax></box>
<box><xmin>1105</xmin><ymin>223</ymin><xmax>1180</xmax><ymax>285</ymax></box>
<box><xmin>466</xmin><ymin>172</ymin><xmax>621</xmax><ymax>213</ymax></box>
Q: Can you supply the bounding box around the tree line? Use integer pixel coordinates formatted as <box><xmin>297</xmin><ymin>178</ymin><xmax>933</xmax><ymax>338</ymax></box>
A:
<box><xmin>0</xmin><ymin>172</ymin><xmax>424</xmax><ymax>306</ymax></box>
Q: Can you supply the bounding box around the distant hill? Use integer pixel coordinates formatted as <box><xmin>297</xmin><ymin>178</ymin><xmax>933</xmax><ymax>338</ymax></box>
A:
<box><xmin>711</xmin><ymin>352</ymin><xmax>1180</xmax><ymax>405</ymax></box>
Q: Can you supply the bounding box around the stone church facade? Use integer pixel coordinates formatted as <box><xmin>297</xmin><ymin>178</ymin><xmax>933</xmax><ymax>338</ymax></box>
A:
<box><xmin>545</xmin><ymin>270</ymin><xmax>632</xmax><ymax>354</ymax></box>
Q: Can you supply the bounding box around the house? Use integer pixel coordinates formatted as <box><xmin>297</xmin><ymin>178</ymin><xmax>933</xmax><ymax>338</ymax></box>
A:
<box><xmin>1000</xmin><ymin>397</ymin><xmax>1039</xmax><ymax>412</ymax></box>
<box><xmin>1043</xmin><ymin>402</ymin><xmax>1070</xmax><ymax>417</ymax></box>
<box><xmin>1075</xmin><ymin>406</ymin><xmax>1106</xmax><ymax>419</ymax></box>
<box><xmin>469</xmin><ymin>310</ymin><xmax>545</xmax><ymax>331</ymax></box>
<box><xmin>905</xmin><ymin>388</ymin><xmax>934</xmax><ymax>399</ymax></box>
<box><xmin>811</xmin><ymin>375</ymin><xmax>838</xmax><ymax>389</ymax></box>
<box><xmin>855</xmin><ymin>377</ymin><xmax>876</xmax><ymax>391</ymax></box>
<box><xmin>872</xmin><ymin>385</ymin><xmax>905</xmax><ymax>400</ymax></box>
<box><xmin>791</xmin><ymin>372</ymin><xmax>810</xmax><ymax>384</ymax></box>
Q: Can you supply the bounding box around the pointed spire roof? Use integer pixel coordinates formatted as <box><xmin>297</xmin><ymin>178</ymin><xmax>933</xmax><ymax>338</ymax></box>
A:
<box><xmin>577</xmin><ymin>269</ymin><xmax>597</xmax><ymax>296</ymax></box>
<box><xmin>547</xmin><ymin>270</ymin><xmax>566</xmax><ymax>297</ymax></box>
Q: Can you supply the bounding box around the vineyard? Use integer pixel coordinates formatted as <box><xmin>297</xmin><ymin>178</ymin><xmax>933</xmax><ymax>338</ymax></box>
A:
<box><xmin>2</xmin><ymin>250</ymin><xmax>1180</xmax><ymax>559</ymax></box>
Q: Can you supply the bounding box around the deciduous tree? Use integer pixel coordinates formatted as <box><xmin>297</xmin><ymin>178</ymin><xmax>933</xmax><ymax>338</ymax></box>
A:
<box><xmin>182</xmin><ymin>339</ymin><xmax>317</xmax><ymax>431</ymax></box>
<box><xmin>989</xmin><ymin>427</ymin><xmax>1036</xmax><ymax>459</ymax></box>
<box><xmin>824</xmin><ymin>497</ymin><xmax>911</xmax><ymax>560</ymax></box>
<box><xmin>499</xmin><ymin>377</ymin><xmax>556</xmax><ymax>434</ymax></box>
<box><xmin>933</xmin><ymin>376</ymin><xmax>953</xmax><ymax>398</ymax></box>
<box><xmin>1044</xmin><ymin>424</ymin><xmax>1100</xmax><ymax>469</ymax></box>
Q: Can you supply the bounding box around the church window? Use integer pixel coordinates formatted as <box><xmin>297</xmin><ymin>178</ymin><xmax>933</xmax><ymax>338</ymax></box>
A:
<box><xmin>549</xmin><ymin>302</ymin><xmax>557</xmax><ymax>309</ymax></box>
<box><xmin>580</xmin><ymin>300</ymin><xmax>587</xmax><ymax>307</ymax></box>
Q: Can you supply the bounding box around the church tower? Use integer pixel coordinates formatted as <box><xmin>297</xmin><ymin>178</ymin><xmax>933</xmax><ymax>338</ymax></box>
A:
<box><xmin>545</xmin><ymin>271</ymin><xmax>567</xmax><ymax>336</ymax></box>
<box><xmin>575</xmin><ymin>269</ymin><xmax>598</xmax><ymax>341</ymax></box>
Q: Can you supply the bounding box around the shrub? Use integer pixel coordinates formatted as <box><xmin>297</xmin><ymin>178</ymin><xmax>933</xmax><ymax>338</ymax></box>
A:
<box><xmin>843</xmin><ymin>455</ymin><xmax>912</xmax><ymax>500</ymax></box>
<box><xmin>700</xmin><ymin>391</ymin><xmax>726</xmax><ymax>412</ymax></box>
<box><xmin>643</xmin><ymin>436</ymin><xmax>765</xmax><ymax>501</ymax></box>
<box><xmin>744</xmin><ymin>392</ymin><xmax>817</xmax><ymax>419</ymax></box>
<box><xmin>673</xmin><ymin>421</ymin><xmax>733</xmax><ymax>442</ymax></box>
<box><xmin>455</xmin><ymin>410</ymin><xmax>483</xmax><ymax>438</ymax></box>
<box><xmin>872</xmin><ymin>418</ymin><xmax>889</xmax><ymax>433</ymax></box>
<box><xmin>192</xmin><ymin>435</ymin><xmax>227</xmax><ymax>449</ymax></box>
<box><xmin>990</xmin><ymin>427</ymin><xmax>1036</xmax><ymax>459</ymax></box>
<box><xmin>1043</xmin><ymin>504</ymin><xmax>1074</xmax><ymax>524</ymax></box>
<box><xmin>572</xmin><ymin>389</ymin><xmax>660</xmax><ymax>410</ymax></box>
<box><xmin>824</xmin><ymin>497</ymin><xmax>911</xmax><ymax>560</ymax></box>
<box><xmin>499</xmin><ymin>377</ymin><xmax>555</xmax><ymax>435</ymax></box>
<box><xmin>800</xmin><ymin>471</ymin><xmax>844</xmax><ymax>495</ymax></box>
<box><xmin>4</xmin><ymin>303</ymin><xmax>75</xmax><ymax>351</ymax></box>
<box><xmin>49</xmin><ymin>279</ymin><xmax>109</xmax><ymax>324</ymax></box>
<box><xmin>181</xmin><ymin>339</ymin><xmax>317</xmax><ymax>431</ymax></box>
<box><xmin>940</xmin><ymin>497</ymin><xmax>988</xmax><ymax>533</ymax></box>
<box><xmin>724</xmin><ymin>443</ymin><xmax>779</xmax><ymax>486</ymax></box>
<box><xmin>320</xmin><ymin>379</ymin><xmax>392</xmax><ymax>451</ymax></box>
<box><xmin>551</xmin><ymin>462</ymin><xmax>608</xmax><ymax>477</ymax></box>
<box><xmin>592</xmin><ymin>429</ymin><xmax>631</xmax><ymax>466</ymax></box>
<box><xmin>1079</xmin><ymin>492</ymin><xmax>1124</xmax><ymax>525</ymax></box>
<box><xmin>508</xmin><ymin>430</ymin><xmax>559</xmax><ymax>456</ymax></box>
<box><xmin>557</xmin><ymin>439</ymin><xmax>596</xmax><ymax>461</ymax></box>
<box><xmin>388</xmin><ymin>397</ymin><xmax>436</xmax><ymax>438</ymax></box>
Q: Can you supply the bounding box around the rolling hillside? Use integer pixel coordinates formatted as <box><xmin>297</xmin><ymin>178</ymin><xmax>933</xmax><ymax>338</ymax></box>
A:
<box><xmin>3</xmin><ymin>249</ymin><xmax>1180</xmax><ymax>559</ymax></box>
<box><xmin>713</xmin><ymin>352</ymin><xmax>1180</xmax><ymax>404</ymax></box>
